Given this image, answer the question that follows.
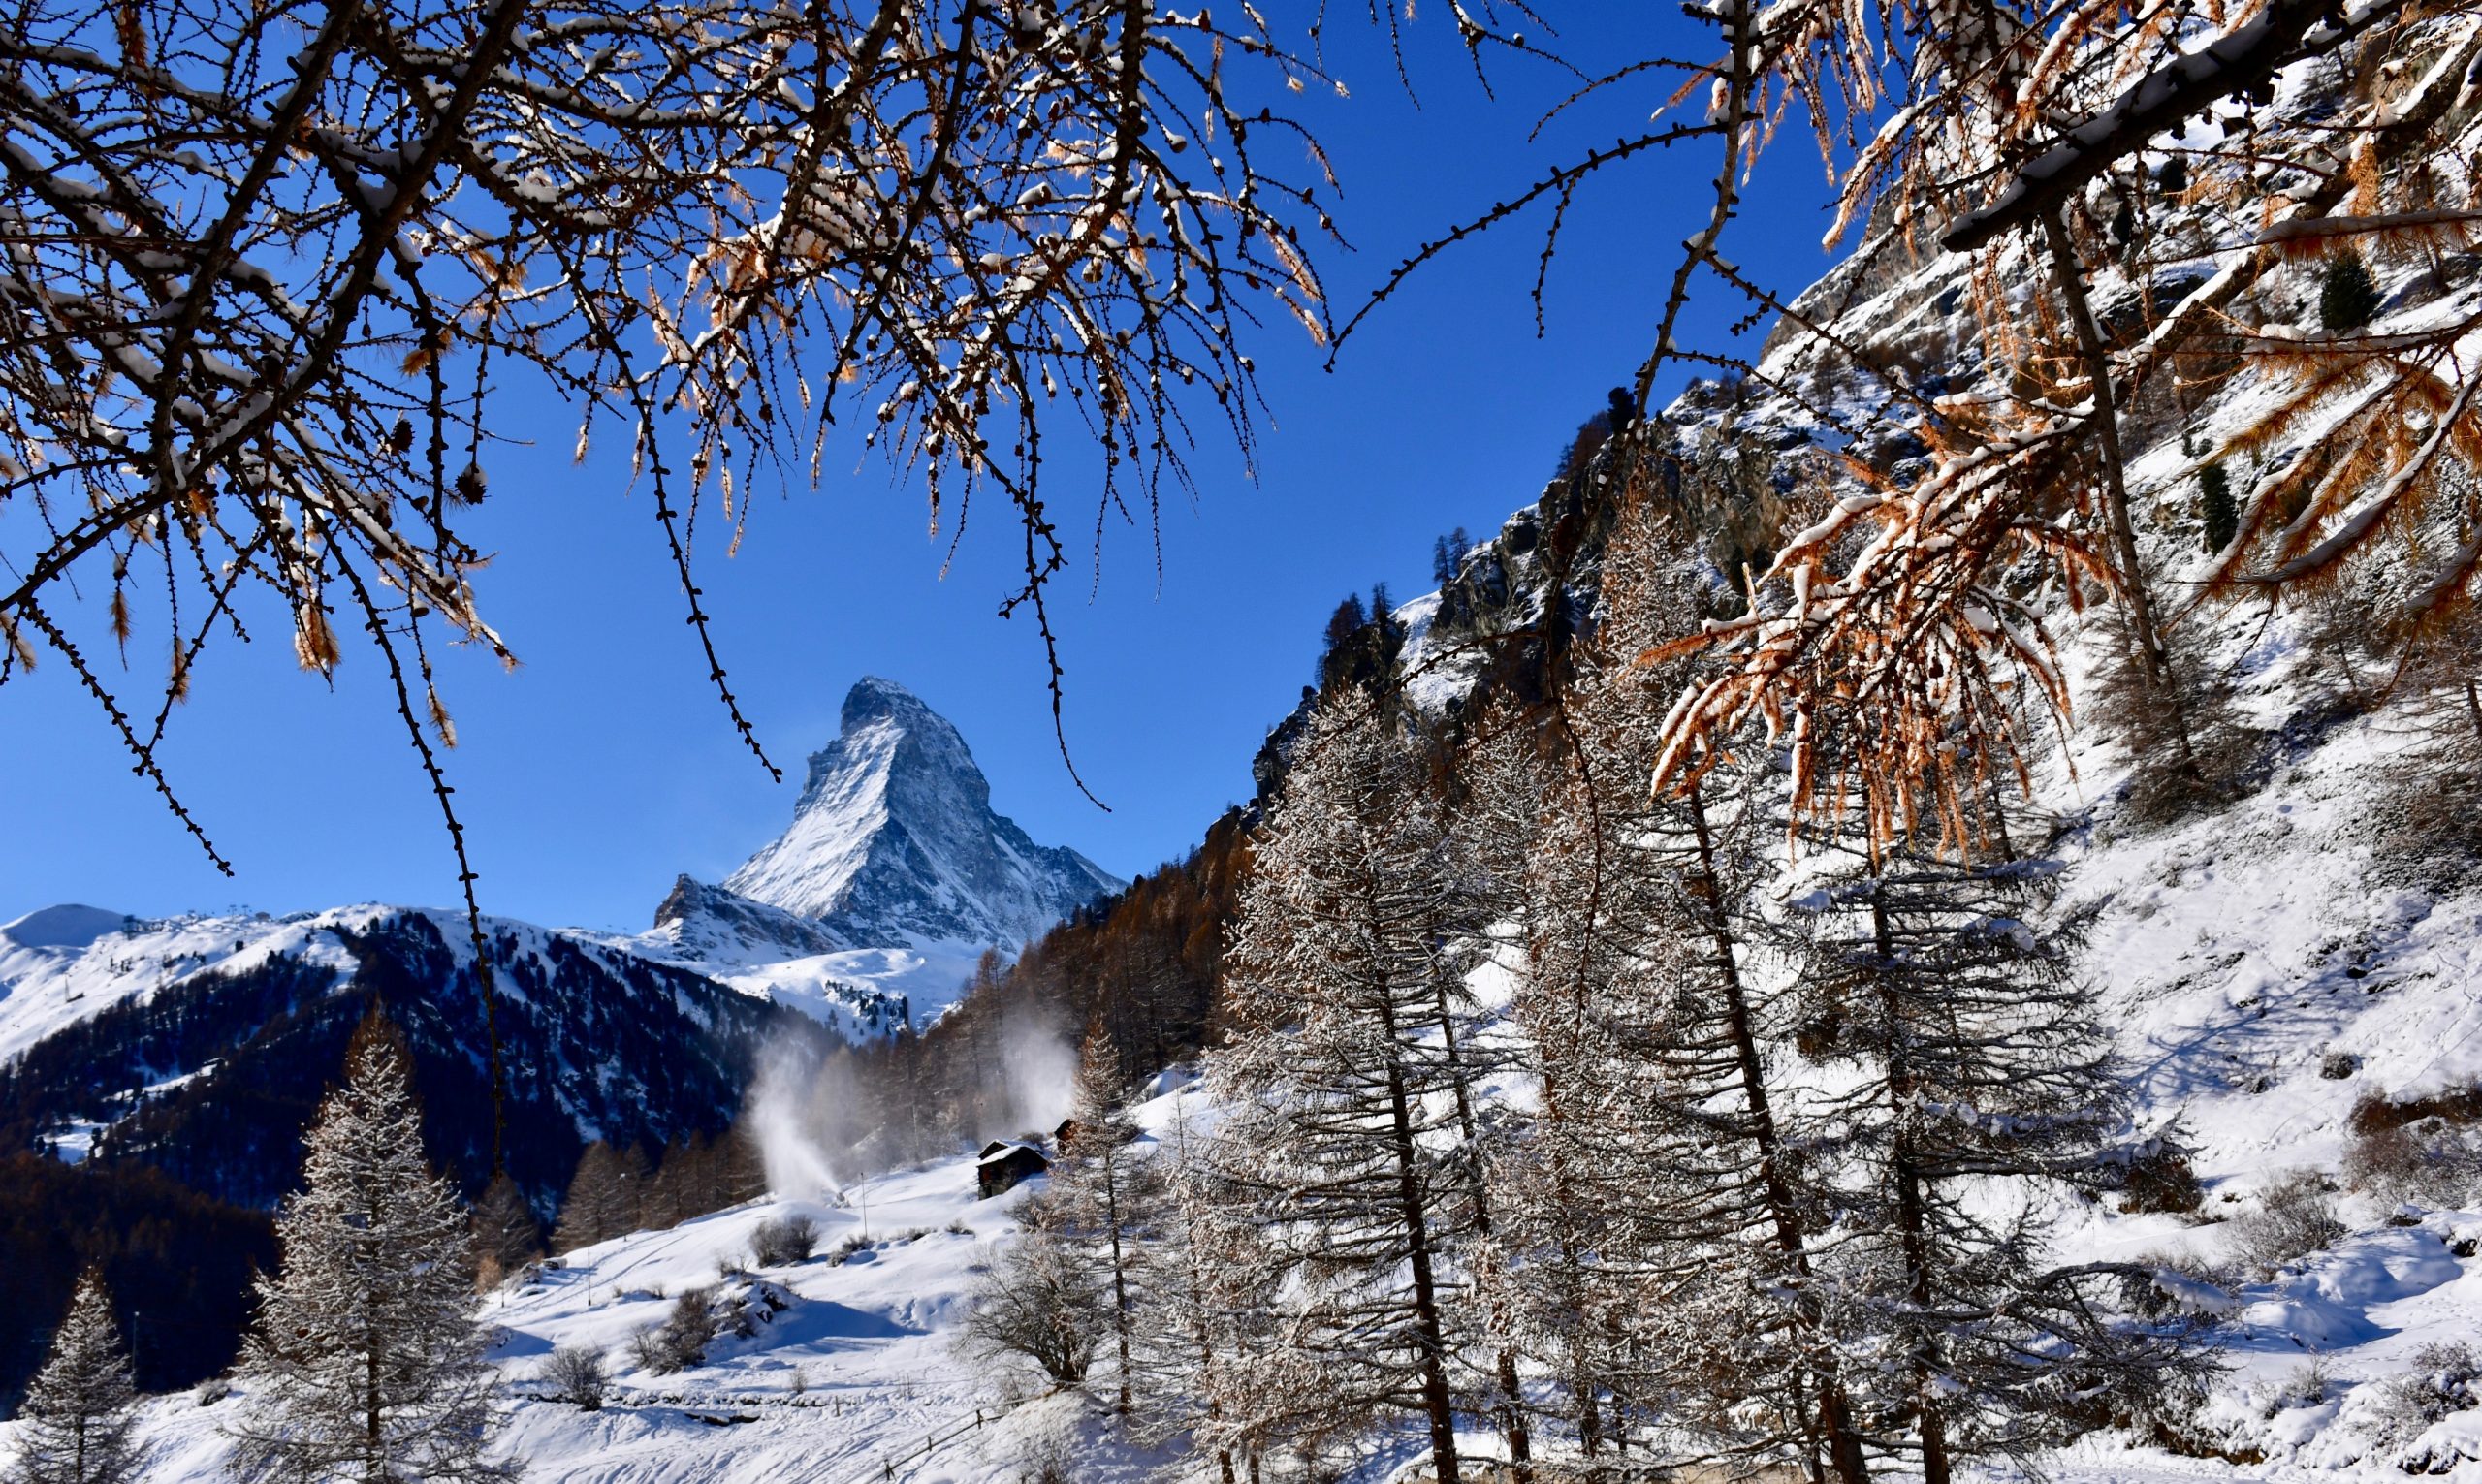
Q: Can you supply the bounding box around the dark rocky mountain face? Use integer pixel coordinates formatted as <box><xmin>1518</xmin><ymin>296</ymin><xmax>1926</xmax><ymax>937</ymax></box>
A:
<box><xmin>716</xmin><ymin>677</ymin><xmax>1125</xmax><ymax>948</ymax></box>
<box><xmin>0</xmin><ymin>910</ymin><xmax>828</xmax><ymax>1214</ymax></box>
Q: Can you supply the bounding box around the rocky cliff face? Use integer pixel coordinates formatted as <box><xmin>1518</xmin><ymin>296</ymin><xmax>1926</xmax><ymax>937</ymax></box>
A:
<box><xmin>716</xmin><ymin>677</ymin><xmax>1124</xmax><ymax>950</ymax></box>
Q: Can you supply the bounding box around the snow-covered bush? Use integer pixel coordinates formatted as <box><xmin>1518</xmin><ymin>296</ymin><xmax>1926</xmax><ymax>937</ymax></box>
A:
<box><xmin>2369</xmin><ymin>1342</ymin><xmax>2482</xmax><ymax>1447</ymax></box>
<box><xmin>2228</xmin><ymin>1172</ymin><xmax>2347</xmax><ymax>1277</ymax></box>
<box><xmin>2259</xmin><ymin>1358</ymin><xmax>2334</xmax><ymax>1420</ymax></box>
<box><xmin>2123</xmin><ymin>1249</ymin><xmax>2238</xmax><ymax>1319</ymax></box>
<box><xmin>750</xmin><ymin>1215</ymin><xmax>819</xmax><ymax>1268</ymax></box>
<box><xmin>542</xmin><ymin>1345</ymin><xmax>608</xmax><ymax>1410</ymax></box>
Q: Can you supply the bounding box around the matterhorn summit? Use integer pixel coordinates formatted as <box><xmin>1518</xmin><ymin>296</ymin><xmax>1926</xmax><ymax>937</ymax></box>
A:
<box><xmin>630</xmin><ymin>679</ymin><xmax>1123</xmax><ymax>1029</ymax></box>
<box><xmin>721</xmin><ymin>677</ymin><xmax>1123</xmax><ymax>945</ymax></box>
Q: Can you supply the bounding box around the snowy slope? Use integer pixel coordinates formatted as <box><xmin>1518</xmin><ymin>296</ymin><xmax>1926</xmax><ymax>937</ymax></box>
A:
<box><xmin>8</xmin><ymin>1100</ymin><xmax>1199</xmax><ymax>1484</ymax></box>
<box><xmin>0</xmin><ymin>903</ymin><xmax>376</xmax><ymax>1067</ymax></box>
<box><xmin>2004</xmin><ymin>645</ymin><xmax>2482</xmax><ymax>1475</ymax></box>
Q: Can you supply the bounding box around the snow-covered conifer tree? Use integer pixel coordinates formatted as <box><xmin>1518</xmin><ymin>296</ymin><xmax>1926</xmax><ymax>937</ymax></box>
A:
<box><xmin>1188</xmin><ymin>698</ymin><xmax>1502</xmax><ymax>1483</ymax></box>
<box><xmin>11</xmin><ymin>1268</ymin><xmax>142</xmax><ymax>1484</ymax></box>
<box><xmin>227</xmin><ymin>1015</ymin><xmax>510</xmax><ymax>1483</ymax></box>
<box><xmin>1792</xmin><ymin>840</ymin><xmax>2213</xmax><ymax>1481</ymax></box>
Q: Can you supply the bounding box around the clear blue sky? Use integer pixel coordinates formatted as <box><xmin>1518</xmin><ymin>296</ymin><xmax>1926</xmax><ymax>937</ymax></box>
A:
<box><xmin>0</xmin><ymin>10</ymin><xmax>1843</xmax><ymax>932</ymax></box>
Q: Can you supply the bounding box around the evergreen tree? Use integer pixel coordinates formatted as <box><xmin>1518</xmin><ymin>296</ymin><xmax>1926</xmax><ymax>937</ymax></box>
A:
<box><xmin>1315</xmin><ymin>593</ymin><xmax>1370</xmax><ymax>692</ymax></box>
<box><xmin>2200</xmin><ymin>464</ymin><xmax>2239</xmax><ymax>554</ymax></box>
<box><xmin>11</xmin><ymin>1268</ymin><xmax>142</xmax><ymax>1484</ymax></box>
<box><xmin>2319</xmin><ymin>249</ymin><xmax>2382</xmax><ymax>332</ymax></box>
<box><xmin>227</xmin><ymin>1016</ymin><xmax>509</xmax><ymax>1483</ymax></box>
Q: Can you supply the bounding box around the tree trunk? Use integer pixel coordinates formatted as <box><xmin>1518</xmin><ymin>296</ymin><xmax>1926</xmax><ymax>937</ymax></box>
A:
<box><xmin>1378</xmin><ymin>995</ymin><xmax>1462</xmax><ymax>1484</ymax></box>
<box><xmin>2464</xmin><ymin>678</ymin><xmax>2482</xmax><ymax>770</ymax></box>
<box><xmin>2041</xmin><ymin>206</ymin><xmax>2200</xmax><ymax>779</ymax></box>
<box><xmin>1870</xmin><ymin>882</ymin><xmax>1952</xmax><ymax>1484</ymax></box>
<box><xmin>1101</xmin><ymin>1147</ymin><xmax>1133</xmax><ymax>1415</ymax></box>
<box><xmin>1688</xmin><ymin>785</ymin><xmax>1869</xmax><ymax>1484</ymax></box>
<box><xmin>1428</xmin><ymin>961</ymin><xmax>1533</xmax><ymax>1482</ymax></box>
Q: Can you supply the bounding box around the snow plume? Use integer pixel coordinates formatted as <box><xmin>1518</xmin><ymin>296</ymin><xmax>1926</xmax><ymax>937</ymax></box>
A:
<box><xmin>739</xmin><ymin>1003</ymin><xmax>1079</xmax><ymax>1189</ymax></box>
<box><xmin>745</xmin><ymin>1040</ymin><xmax>845</xmax><ymax>1200</ymax></box>
<box><xmin>996</xmin><ymin>1002</ymin><xmax>1078</xmax><ymax>1140</ymax></box>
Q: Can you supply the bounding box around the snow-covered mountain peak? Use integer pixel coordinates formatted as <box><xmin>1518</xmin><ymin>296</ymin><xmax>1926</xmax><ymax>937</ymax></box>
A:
<box><xmin>716</xmin><ymin>677</ymin><xmax>1124</xmax><ymax>958</ymax></box>
<box><xmin>1</xmin><ymin>902</ymin><xmax>139</xmax><ymax>950</ymax></box>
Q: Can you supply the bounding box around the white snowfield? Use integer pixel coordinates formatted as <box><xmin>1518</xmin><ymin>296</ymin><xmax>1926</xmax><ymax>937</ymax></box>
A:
<box><xmin>40</xmin><ymin>1141</ymin><xmax>1178</xmax><ymax>1484</ymax></box>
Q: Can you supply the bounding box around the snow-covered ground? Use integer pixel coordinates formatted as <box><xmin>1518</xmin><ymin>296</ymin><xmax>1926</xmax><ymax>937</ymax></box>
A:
<box><xmin>36</xmin><ymin>1140</ymin><xmax>1176</xmax><ymax>1483</ymax></box>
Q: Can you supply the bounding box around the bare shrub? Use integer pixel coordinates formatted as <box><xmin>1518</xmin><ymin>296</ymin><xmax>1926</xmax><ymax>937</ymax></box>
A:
<box><xmin>625</xmin><ymin>1326</ymin><xmax>668</xmax><ymax>1374</ymax></box>
<box><xmin>2259</xmin><ymin>1358</ymin><xmax>2333</xmax><ymax>1418</ymax></box>
<box><xmin>631</xmin><ymin>1285</ymin><xmax>723</xmax><ymax>1375</ymax></box>
<box><xmin>541</xmin><ymin>1346</ymin><xmax>608</xmax><ymax>1410</ymax></box>
<box><xmin>2228</xmin><ymin>1172</ymin><xmax>2347</xmax><ymax>1277</ymax></box>
<box><xmin>1016</xmin><ymin>1430</ymin><xmax>1077</xmax><ymax>1484</ymax></box>
<box><xmin>958</xmin><ymin>1194</ymin><xmax>1103</xmax><ymax>1388</ymax></box>
<box><xmin>749</xmin><ymin>1215</ymin><xmax>820</xmax><ymax>1268</ymax></box>
<box><xmin>2346</xmin><ymin>1118</ymin><xmax>2482</xmax><ymax>1207</ymax></box>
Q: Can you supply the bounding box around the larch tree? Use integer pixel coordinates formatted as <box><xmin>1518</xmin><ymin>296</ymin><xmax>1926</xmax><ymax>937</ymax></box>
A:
<box><xmin>1791</xmin><ymin>841</ymin><xmax>2217</xmax><ymax>1481</ymax></box>
<box><xmin>468</xmin><ymin>1172</ymin><xmax>541</xmax><ymax>1288</ymax></box>
<box><xmin>1126</xmin><ymin>1092</ymin><xmax>1251</xmax><ymax>1484</ymax></box>
<box><xmin>1188</xmin><ymin>697</ymin><xmax>1505</xmax><ymax>1484</ymax></box>
<box><xmin>1472</xmin><ymin>511</ymin><xmax>1873</xmax><ymax>1483</ymax></box>
<box><xmin>227</xmin><ymin>1017</ymin><xmax>509</xmax><ymax>1484</ymax></box>
<box><xmin>1050</xmin><ymin>1028</ymin><xmax>1154</xmax><ymax>1415</ymax></box>
<box><xmin>11</xmin><ymin>1268</ymin><xmax>143</xmax><ymax>1484</ymax></box>
<box><xmin>552</xmin><ymin>1141</ymin><xmax>638</xmax><ymax>1254</ymax></box>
